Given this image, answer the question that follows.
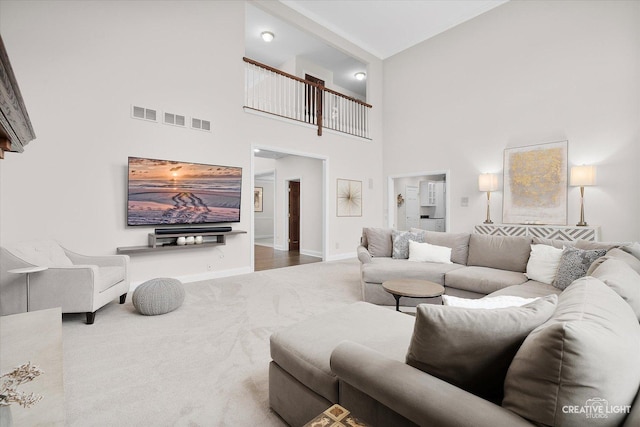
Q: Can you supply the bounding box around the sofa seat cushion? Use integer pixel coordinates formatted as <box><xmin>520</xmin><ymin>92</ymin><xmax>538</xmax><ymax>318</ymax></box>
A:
<box><xmin>503</xmin><ymin>277</ymin><xmax>640</xmax><ymax>427</ymax></box>
<box><xmin>270</xmin><ymin>302</ymin><xmax>414</xmax><ymax>403</ymax></box>
<box><xmin>97</xmin><ymin>266</ymin><xmax>126</xmax><ymax>293</ymax></box>
<box><xmin>444</xmin><ymin>267</ymin><xmax>527</xmax><ymax>294</ymax></box>
<box><xmin>361</xmin><ymin>258</ymin><xmax>463</xmax><ymax>285</ymax></box>
<box><xmin>487</xmin><ymin>280</ymin><xmax>561</xmax><ymax>299</ymax></box>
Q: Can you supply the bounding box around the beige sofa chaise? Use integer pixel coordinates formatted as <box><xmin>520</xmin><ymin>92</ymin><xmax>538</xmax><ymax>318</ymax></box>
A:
<box><xmin>269</xmin><ymin>232</ymin><xmax>640</xmax><ymax>426</ymax></box>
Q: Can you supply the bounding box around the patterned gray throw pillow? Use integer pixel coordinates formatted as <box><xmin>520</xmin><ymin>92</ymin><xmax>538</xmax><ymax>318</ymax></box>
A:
<box><xmin>392</xmin><ymin>230</ymin><xmax>425</xmax><ymax>259</ymax></box>
<box><xmin>552</xmin><ymin>247</ymin><xmax>607</xmax><ymax>290</ymax></box>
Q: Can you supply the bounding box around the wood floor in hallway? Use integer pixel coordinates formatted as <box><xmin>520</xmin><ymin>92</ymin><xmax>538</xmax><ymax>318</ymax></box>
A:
<box><xmin>254</xmin><ymin>245</ymin><xmax>322</xmax><ymax>271</ymax></box>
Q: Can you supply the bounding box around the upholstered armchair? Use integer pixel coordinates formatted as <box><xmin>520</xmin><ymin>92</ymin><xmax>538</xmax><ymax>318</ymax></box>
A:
<box><xmin>0</xmin><ymin>240</ymin><xmax>129</xmax><ymax>324</ymax></box>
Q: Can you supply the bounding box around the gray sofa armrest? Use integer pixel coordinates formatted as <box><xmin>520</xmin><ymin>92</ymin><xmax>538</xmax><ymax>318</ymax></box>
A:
<box><xmin>357</xmin><ymin>245</ymin><xmax>372</xmax><ymax>264</ymax></box>
<box><xmin>330</xmin><ymin>341</ymin><xmax>533</xmax><ymax>427</ymax></box>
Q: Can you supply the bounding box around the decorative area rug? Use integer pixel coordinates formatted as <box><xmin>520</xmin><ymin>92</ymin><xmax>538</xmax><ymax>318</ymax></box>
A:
<box><xmin>61</xmin><ymin>259</ymin><xmax>361</xmax><ymax>426</ymax></box>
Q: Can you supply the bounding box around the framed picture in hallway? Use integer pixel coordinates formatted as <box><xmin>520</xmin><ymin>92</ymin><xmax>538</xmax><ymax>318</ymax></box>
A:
<box><xmin>254</xmin><ymin>187</ymin><xmax>263</xmax><ymax>212</ymax></box>
<box><xmin>503</xmin><ymin>140</ymin><xmax>568</xmax><ymax>225</ymax></box>
<box><xmin>337</xmin><ymin>179</ymin><xmax>362</xmax><ymax>217</ymax></box>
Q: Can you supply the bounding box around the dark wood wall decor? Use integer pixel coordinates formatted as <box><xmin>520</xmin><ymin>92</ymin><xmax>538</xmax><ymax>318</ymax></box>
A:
<box><xmin>0</xmin><ymin>34</ymin><xmax>36</xmax><ymax>159</ymax></box>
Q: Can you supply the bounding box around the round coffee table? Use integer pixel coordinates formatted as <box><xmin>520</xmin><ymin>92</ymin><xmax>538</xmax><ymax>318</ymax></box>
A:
<box><xmin>382</xmin><ymin>279</ymin><xmax>445</xmax><ymax>312</ymax></box>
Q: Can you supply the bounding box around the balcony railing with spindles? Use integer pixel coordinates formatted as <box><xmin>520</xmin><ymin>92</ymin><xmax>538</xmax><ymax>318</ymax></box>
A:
<box><xmin>244</xmin><ymin>57</ymin><xmax>371</xmax><ymax>139</ymax></box>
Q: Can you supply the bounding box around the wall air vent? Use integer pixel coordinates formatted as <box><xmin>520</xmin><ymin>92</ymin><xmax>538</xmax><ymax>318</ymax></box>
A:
<box><xmin>191</xmin><ymin>117</ymin><xmax>211</xmax><ymax>132</ymax></box>
<box><xmin>163</xmin><ymin>112</ymin><xmax>186</xmax><ymax>127</ymax></box>
<box><xmin>131</xmin><ymin>105</ymin><xmax>158</xmax><ymax>122</ymax></box>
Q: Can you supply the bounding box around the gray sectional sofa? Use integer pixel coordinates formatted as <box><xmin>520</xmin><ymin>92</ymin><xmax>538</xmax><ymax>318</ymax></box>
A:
<box><xmin>357</xmin><ymin>228</ymin><xmax>608</xmax><ymax>305</ymax></box>
<box><xmin>269</xmin><ymin>230</ymin><xmax>640</xmax><ymax>426</ymax></box>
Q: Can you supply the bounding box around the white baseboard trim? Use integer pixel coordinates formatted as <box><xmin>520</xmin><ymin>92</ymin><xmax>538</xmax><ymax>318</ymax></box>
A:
<box><xmin>273</xmin><ymin>244</ymin><xmax>287</xmax><ymax>251</ymax></box>
<box><xmin>128</xmin><ymin>266</ymin><xmax>253</xmax><ymax>291</ymax></box>
<box><xmin>326</xmin><ymin>252</ymin><xmax>357</xmax><ymax>262</ymax></box>
<box><xmin>300</xmin><ymin>249</ymin><xmax>323</xmax><ymax>258</ymax></box>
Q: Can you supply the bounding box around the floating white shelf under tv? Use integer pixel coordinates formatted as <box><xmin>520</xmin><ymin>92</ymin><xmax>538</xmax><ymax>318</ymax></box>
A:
<box><xmin>117</xmin><ymin>230</ymin><xmax>246</xmax><ymax>254</ymax></box>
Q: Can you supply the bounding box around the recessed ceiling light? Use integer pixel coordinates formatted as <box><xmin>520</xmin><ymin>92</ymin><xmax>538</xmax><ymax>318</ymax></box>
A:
<box><xmin>354</xmin><ymin>72</ymin><xmax>366</xmax><ymax>81</ymax></box>
<box><xmin>261</xmin><ymin>31</ymin><xmax>275</xmax><ymax>43</ymax></box>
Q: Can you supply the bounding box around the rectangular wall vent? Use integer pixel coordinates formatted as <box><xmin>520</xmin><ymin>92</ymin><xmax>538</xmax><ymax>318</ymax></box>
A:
<box><xmin>163</xmin><ymin>112</ymin><xmax>186</xmax><ymax>127</ymax></box>
<box><xmin>191</xmin><ymin>117</ymin><xmax>211</xmax><ymax>132</ymax></box>
<box><xmin>131</xmin><ymin>105</ymin><xmax>157</xmax><ymax>122</ymax></box>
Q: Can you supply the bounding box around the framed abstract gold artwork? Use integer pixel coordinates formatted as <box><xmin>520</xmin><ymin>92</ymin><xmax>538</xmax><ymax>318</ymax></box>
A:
<box><xmin>503</xmin><ymin>141</ymin><xmax>568</xmax><ymax>225</ymax></box>
<box><xmin>336</xmin><ymin>179</ymin><xmax>362</xmax><ymax>217</ymax></box>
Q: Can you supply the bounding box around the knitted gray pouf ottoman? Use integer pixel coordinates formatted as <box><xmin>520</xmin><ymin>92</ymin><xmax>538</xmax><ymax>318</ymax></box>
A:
<box><xmin>133</xmin><ymin>277</ymin><xmax>185</xmax><ymax>316</ymax></box>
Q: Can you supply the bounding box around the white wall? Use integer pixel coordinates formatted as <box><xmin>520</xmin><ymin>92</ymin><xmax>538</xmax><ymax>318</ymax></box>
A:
<box><xmin>254</xmin><ymin>176</ymin><xmax>274</xmax><ymax>240</ymax></box>
<box><xmin>383</xmin><ymin>0</ymin><xmax>640</xmax><ymax>241</ymax></box>
<box><xmin>0</xmin><ymin>0</ymin><xmax>384</xmax><ymax>282</ymax></box>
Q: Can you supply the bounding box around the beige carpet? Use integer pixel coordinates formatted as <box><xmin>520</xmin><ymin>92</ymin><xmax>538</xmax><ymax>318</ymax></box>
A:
<box><xmin>61</xmin><ymin>259</ymin><xmax>362</xmax><ymax>426</ymax></box>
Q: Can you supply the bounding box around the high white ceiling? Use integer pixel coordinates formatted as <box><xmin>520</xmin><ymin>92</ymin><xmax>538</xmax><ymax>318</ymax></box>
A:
<box><xmin>280</xmin><ymin>0</ymin><xmax>509</xmax><ymax>59</ymax></box>
<box><xmin>245</xmin><ymin>1</ymin><xmax>508</xmax><ymax>99</ymax></box>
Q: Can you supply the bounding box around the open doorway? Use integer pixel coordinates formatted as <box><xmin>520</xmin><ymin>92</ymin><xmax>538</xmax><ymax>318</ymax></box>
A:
<box><xmin>252</xmin><ymin>148</ymin><xmax>326</xmax><ymax>271</ymax></box>
<box><xmin>388</xmin><ymin>171</ymin><xmax>450</xmax><ymax>232</ymax></box>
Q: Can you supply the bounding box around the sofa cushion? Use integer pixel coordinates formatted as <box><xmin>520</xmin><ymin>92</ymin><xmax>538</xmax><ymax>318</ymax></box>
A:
<box><xmin>362</xmin><ymin>258</ymin><xmax>463</xmax><ymax>285</ymax></box>
<box><xmin>406</xmin><ymin>295</ymin><xmax>557</xmax><ymax>401</ymax></box>
<box><xmin>503</xmin><ymin>277</ymin><xmax>640</xmax><ymax>427</ymax></box>
<box><xmin>467</xmin><ymin>234</ymin><xmax>532</xmax><ymax>273</ymax></box>
<box><xmin>411</xmin><ymin>230</ymin><xmax>471</xmax><ymax>265</ymax></box>
<box><xmin>408</xmin><ymin>241</ymin><xmax>452</xmax><ymax>264</ymax></box>
<box><xmin>444</xmin><ymin>266</ymin><xmax>527</xmax><ymax>295</ymax></box>
<box><xmin>590</xmin><ymin>258</ymin><xmax>640</xmax><ymax>321</ymax></box>
<box><xmin>392</xmin><ymin>230</ymin><xmax>425</xmax><ymax>259</ymax></box>
<box><xmin>364</xmin><ymin>228</ymin><xmax>393</xmax><ymax>257</ymax></box>
<box><xmin>622</xmin><ymin>241</ymin><xmax>640</xmax><ymax>260</ymax></box>
<box><xmin>574</xmin><ymin>239</ymin><xmax>621</xmax><ymax>251</ymax></box>
<box><xmin>488</xmin><ymin>280</ymin><xmax>562</xmax><ymax>299</ymax></box>
<box><xmin>552</xmin><ymin>246</ymin><xmax>606</xmax><ymax>290</ymax></box>
<box><xmin>532</xmin><ymin>237</ymin><xmax>575</xmax><ymax>249</ymax></box>
<box><xmin>606</xmin><ymin>247</ymin><xmax>640</xmax><ymax>274</ymax></box>
<box><xmin>97</xmin><ymin>266</ymin><xmax>126</xmax><ymax>293</ymax></box>
<box><xmin>525</xmin><ymin>244</ymin><xmax>563</xmax><ymax>285</ymax></box>
<box><xmin>270</xmin><ymin>302</ymin><xmax>414</xmax><ymax>403</ymax></box>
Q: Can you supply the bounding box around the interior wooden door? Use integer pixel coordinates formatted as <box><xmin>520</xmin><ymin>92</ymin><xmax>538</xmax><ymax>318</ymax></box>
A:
<box><xmin>288</xmin><ymin>181</ymin><xmax>300</xmax><ymax>252</ymax></box>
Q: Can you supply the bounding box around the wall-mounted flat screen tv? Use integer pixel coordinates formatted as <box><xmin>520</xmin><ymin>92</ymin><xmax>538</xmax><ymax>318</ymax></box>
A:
<box><xmin>127</xmin><ymin>157</ymin><xmax>242</xmax><ymax>226</ymax></box>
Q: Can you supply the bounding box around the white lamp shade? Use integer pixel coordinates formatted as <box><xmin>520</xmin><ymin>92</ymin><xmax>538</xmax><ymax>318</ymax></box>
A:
<box><xmin>570</xmin><ymin>165</ymin><xmax>596</xmax><ymax>186</ymax></box>
<box><xmin>478</xmin><ymin>173</ymin><xmax>499</xmax><ymax>192</ymax></box>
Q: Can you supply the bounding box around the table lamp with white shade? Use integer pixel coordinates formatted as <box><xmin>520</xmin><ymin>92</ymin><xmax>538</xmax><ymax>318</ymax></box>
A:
<box><xmin>479</xmin><ymin>173</ymin><xmax>499</xmax><ymax>224</ymax></box>
<box><xmin>570</xmin><ymin>165</ymin><xmax>596</xmax><ymax>226</ymax></box>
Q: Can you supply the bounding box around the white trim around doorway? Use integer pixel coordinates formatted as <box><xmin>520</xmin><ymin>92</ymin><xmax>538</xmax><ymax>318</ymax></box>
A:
<box><xmin>251</xmin><ymin>145</ymin><xmax>329</xmax><ymax>272</ymax></box>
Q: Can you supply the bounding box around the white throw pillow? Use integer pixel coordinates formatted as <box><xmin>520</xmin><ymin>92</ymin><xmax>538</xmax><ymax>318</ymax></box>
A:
<box><xmin>525</xmin><ymin>244</ymin><xmax>563</xmax><ymax>285</ymax></box>
<box><xmin>408</xmin><ymin>241</ymin><xmax>452</xmax><ymax>264</ymax></box>
<box><xmin>442</xmin><ymin>295</ymin><xmax>540</xmax><ymax>308</ymax></box>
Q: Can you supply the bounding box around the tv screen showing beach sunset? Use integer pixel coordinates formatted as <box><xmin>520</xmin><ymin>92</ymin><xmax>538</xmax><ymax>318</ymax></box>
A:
<box><xmin>127</xmin><ymin>157</ymin><xmax>242</xmax><ymax>226</ymax></box>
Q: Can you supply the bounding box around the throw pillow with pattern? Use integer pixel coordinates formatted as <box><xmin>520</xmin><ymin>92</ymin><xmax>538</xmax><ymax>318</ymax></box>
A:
<box><xmin>392</xmin><ymin>230</ymin><xmax>425</xmax><ymax>259</ymax></box>
<box><xmin>552</xmin><ymin>247</ymin><xmax>606</xmax><ymax>290</ymax></box>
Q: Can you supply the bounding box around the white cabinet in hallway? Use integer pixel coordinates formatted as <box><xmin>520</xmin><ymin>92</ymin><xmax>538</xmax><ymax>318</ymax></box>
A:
<box><xmin>419</xmin><ymin>218</ymin><xmax>445</xmax><ymax>232</ymax></box>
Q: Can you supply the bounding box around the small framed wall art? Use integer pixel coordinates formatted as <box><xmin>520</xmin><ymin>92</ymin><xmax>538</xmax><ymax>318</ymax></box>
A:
<box><xmin>503</xmin><ymin>140</ymin><xmax>568</xmax><ymax>225</ymax></box>
<box><xmin>254</xmin><ymin>187</ymin><xmax>263</xmax><ymax>212</ymax></box>
<box><xmin>336</xmin><ymin>179</ymin><xmax>362</xmax><ymax>217</ymax></box>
